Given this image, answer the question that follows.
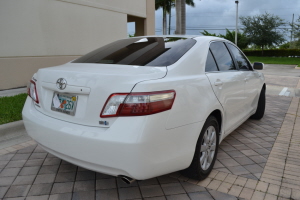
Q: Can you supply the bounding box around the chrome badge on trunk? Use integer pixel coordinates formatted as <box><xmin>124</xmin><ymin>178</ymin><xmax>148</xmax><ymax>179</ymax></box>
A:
<box><xmin>56</xmin><ymin>78</ymin><xmax>67</xmax><ymax>90</ymax></box>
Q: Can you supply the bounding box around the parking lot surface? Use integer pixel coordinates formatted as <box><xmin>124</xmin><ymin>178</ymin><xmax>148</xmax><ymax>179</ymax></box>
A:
<box><xmin>215</xmin><ymin>95</ymin><xmax>292</xmax><ymax>180</ymax></box>
<box><xmin>262</xmin><ymin>64</ymin><xmax>299</xmax><ymax>77</ymax></box>
<box><xmin>0</xmin><ymin>143</ymin><xmax>239</xmax><ymax>200</ymax></box>
<box><xmin>0</xmin><ymin>64</ymin><xmax>300</xmax><ymax>200</ymax></box>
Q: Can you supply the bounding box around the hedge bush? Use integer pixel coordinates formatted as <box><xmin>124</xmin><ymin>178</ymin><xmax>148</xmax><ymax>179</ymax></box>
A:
<box><xmin>243</xmin><ymin>49</ymin><xmax>300</xmax><ymax>57</ymax></box>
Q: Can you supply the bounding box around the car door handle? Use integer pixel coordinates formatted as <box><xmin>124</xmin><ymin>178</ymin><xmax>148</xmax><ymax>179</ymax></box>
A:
<box><xmin>214</xmin><ymin>81</ymin><xmax>223</xmax><ymax>86</ymax></box>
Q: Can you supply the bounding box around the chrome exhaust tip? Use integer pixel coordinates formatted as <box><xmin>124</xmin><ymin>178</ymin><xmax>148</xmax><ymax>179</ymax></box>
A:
<box><xmin>120</xmin><ymin>176</ymin><xmax>136</xmax><ymax>184</ymax></box>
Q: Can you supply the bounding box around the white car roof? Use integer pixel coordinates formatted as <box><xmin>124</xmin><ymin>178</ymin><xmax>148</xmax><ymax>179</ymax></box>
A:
<box><xmin>132</xmin><ymin>35</ymin><xmax>227</xmax><ymax>42</ymax></box>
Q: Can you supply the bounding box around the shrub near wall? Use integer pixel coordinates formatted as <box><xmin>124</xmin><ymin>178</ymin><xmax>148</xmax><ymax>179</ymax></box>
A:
<box><xmin>243</xmin><ymin>49</ymin><xmax>300</xmax><ymax>57</ymax></box>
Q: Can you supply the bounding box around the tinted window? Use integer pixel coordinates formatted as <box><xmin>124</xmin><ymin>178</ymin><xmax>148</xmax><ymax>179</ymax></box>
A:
<box><xmin>205</xmin><ymin>50</ymin><xmax>219</xmax><ymax>72</ymax></box>
<box><xmin>72</xmin><ymin>37</ymin><xmax>196</xmax><ymax>66</ymax></box>
<box><xmin>210</xmin><ymin>42</ymin><xmax>236</xmax><ymax>71</ymax></box>
<box><xmin>227</xmin><ymin>44</ymin><xmax>252</xmax><ymax>70</ymax></box>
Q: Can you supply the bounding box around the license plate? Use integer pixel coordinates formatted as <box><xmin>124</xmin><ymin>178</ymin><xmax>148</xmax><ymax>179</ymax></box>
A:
<box><xmin>51</xmin><ymin>92</ymin><xmax>78</xmax><ymax>116</ymax></box>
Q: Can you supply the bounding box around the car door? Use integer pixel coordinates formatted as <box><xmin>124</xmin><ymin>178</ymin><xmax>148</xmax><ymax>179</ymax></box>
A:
<box><xmin>205</xmin><ymin>41</ymin><xmax>246</xmax><ymax>135</ymax></box>
<box><xmin>226</xmin><ymin>43</ymin><xmax>261</xmax><ymax>115</ymax></box>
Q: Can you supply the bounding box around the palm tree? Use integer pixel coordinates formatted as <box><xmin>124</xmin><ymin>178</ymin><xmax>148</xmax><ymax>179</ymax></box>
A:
<box><xmin>168</xmin><ymin>0</ymin><xmax>175</xmax><ymax>34</ymax></box>
<box><xmin>155</xmin><ymin>0</ymin><xmax>169</xmax><ymax>35</ymax></box>
<box><xmin>175</xmin><ymin>0</ymin><xmax>195</xmax><ymax>35</ymax></box>
<box><xmin>156</xmin><ymin>0</ymin><xmax>195</xmax><ymax>35</ymax></box>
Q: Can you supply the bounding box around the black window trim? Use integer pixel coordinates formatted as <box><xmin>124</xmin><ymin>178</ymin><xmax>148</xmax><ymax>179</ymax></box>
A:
<box><xmin>209</xmin><ymin>49</ymin><xmax>220</xmax><ymax>72</ymax></box>
<box><xmin>208</xmin><ymin>40</ymin><xmax>239</xmax><ymax>72</ymax></box>
<box><xmin>205</xmin><ymin>49</ymin><xmax>220</xmax><ymax>73</ymax></box>
<box><xmin>224</xmin><ymin>42</ymin><xmax>254</xmax><ymax>71</ymax></box>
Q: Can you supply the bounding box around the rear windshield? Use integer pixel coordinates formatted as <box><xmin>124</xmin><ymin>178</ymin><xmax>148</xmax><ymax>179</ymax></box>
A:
<box><xmin>72</xmin><ymin>37</ymin><xmax>196</xmax><ymax>66</ymax></box>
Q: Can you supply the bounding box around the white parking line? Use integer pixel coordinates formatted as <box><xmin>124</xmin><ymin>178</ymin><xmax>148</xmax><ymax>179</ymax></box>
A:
<box><xmin>284</xmin><ymin>91</ymin><xmax>290</xmax><ymax>97</ymax></box>
<box><xmin>279</xmin><ymin>87</ymin><xmax>288</xmax><ymax>96</ymax></box>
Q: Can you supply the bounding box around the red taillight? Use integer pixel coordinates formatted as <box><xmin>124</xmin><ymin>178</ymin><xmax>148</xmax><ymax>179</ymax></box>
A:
<box><xmin>100</xmin><ymin>90</ymin><xmax>176</xmax><ymax>118</ymax></box>
<box><xmin>28</xmin><ymin>80</ymin><xmax>39</xmax><ymax>103</ymax></box>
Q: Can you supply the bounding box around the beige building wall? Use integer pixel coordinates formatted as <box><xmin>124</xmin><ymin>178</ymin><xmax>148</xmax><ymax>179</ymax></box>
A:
<box><xmin>0</xmin><ymin>0</ymin><xmax>155</xmax><ymax>90</ymax></box>
<box><xmin>145</xmin><ymin>0</ymin><xmax>155</xmax><ymax>35</ymax></box>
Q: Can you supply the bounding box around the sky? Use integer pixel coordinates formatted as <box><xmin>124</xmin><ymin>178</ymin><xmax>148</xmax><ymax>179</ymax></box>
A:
<box><xmin>128</xmin><ymin>0</ymin><xmax>300</xmax><ymax>39</ymax></box>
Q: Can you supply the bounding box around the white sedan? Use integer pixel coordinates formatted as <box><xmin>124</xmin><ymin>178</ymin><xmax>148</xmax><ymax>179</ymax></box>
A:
<box><xmin>23</xmin><ymin>36</ymin><xmax>265</xmax><ymax>183</ymax></box>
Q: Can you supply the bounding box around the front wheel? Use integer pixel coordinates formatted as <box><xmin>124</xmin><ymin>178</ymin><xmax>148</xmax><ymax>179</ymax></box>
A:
<box><xmin>181</xmin><ymin>116</ymin><xmax>219</xmax><ymax>180</ymax></box>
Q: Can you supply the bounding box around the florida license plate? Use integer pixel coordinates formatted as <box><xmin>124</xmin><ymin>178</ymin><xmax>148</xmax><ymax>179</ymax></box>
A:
<box><xmin>51</xmin><ymin>92</ymin><xmax>78</xmax><ymax>116</ymax></box>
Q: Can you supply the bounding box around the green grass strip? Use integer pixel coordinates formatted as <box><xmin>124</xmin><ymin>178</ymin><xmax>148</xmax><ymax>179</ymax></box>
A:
<box><xmin>247</xmin><ymin>56</ymin><xmax>300</xmax><ymax>66</ymax></box>
<box><xmin>0</xmin><ymin>93</ymin><xmax>28</xmax><ymax>125</ymax></box>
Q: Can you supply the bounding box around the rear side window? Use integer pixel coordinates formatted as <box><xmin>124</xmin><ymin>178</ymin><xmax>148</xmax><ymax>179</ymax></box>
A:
<box><xmin>227</xmin><ymin>44</ymin><xmax>252</xmax><ymax>70</ymax></box>
<box><xmin>72</xmin><ymin>37</ymin><xmax>196</xmax><ymax>67</ymax></box>
<box><xmin>210</xmin><ymin>42</ymin><xmax>236</xmax><ymax>71</ymax></box>
<box><xmin>205</xmin><ymin>50</ymin><xmax>219</xmax><ymax>72</ymax></box>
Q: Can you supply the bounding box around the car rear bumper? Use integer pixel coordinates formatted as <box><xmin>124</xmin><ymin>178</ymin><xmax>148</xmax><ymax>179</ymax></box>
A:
<box><xmin>22</xmin><ymin>97</ymin><xmax>204</xmax><ymax>180</ymax></box>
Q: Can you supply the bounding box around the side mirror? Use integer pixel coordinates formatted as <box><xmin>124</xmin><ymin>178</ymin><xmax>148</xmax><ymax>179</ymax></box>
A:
<box><xmin>253</xmin><ymin>62</ymin><xmax>264</xmax><ymax>70</ymax></box>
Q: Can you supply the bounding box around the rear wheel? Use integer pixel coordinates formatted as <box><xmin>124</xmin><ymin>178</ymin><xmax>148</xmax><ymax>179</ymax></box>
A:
<box><xmin>181</xmin><ymin>116</ymin><xmax>219</xmax><ymax>180</ymax></box>
<box><xmin>251</xmin><ymin>87</ymin><xmax>265</xmax><ymax>120</ymax></box>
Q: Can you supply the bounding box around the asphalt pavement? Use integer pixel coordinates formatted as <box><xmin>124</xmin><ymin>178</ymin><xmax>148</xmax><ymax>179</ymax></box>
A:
<box><xmin>262</xmin><ymin>65</ymin><xmax>300</xmax><ymax>97</ymax></box>
<box><xmin>262</xmin><ymin>64</ymin><xmax>299</xmax><ymax>77</ymax></box>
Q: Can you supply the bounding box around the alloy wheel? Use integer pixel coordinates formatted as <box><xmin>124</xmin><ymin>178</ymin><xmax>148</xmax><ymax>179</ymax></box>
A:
<box><xmin>200</xmin><ymin>125</ymin><xmax>217</xmax><ymax>170</ymax></box>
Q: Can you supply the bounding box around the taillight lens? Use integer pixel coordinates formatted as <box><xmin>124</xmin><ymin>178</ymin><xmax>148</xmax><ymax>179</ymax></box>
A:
<box><xmin>101</xmin><ymin>94</ymin><xmax>128</xmax><ymax>117</ymax></box>
<box><xmin>100</xmin><ymin>90</ymin><xmax>176</xmax><ymax>118</ymax></box>
<box><xmin>28</xmin><ymin>80</ymin><xmax>39</xmax><ymax>103</ymax></box>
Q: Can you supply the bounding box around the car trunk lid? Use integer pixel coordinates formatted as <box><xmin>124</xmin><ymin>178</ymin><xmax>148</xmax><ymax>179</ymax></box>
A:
<box><xmin>34</xmin><ymin>63</ymin><xmax>167</xmax><ymax>127</ymax></box>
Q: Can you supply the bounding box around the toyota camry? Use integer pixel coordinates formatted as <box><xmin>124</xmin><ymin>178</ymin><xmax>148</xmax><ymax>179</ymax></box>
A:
<box><xmin>22</xmin><ymin>36</ymin><xmax>265</xmax><ymax>182</ymax></box>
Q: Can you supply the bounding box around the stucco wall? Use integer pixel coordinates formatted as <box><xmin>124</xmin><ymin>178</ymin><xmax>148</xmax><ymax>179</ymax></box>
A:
<box><xmin>146</xmin><ymin>0</ymin><xmax>155</xmax><ymax>35</ymax></box>
<box><xmin>0</xmin><ymin>0</ymin><xmax>128</xmax><ymax>57</ymax></box>
<box><xmin>56</xmin><ymin>0</ymin><xmax>147</xmax><ymax>18</ymax></box>
<box><xmin>0</xmin><ymin>0</ymin><xmax>154</xmax><ymax>90</ymax></box>
<box><xmin>0</xmin><ymin>56</ymin><xmax>79</xmax><ymax>90</ymax></box>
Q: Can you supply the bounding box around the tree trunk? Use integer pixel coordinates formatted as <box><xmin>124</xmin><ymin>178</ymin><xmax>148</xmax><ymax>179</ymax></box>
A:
<box><xmin>163</xmin><ymin>5</ymin><xmax>167</xmax><ymax>35</ymax></box>
<box><xmin>175</xmin><ymin>0</ymin><xmax>186</xmax><ymax>35</ymax></box>
<box><xmin>181</xmin><ymin>0</ymin><xmax>186</xmax><ymax>34</ymax></box>
<box><xmin>175</xmin><ymin>0</ymin><xmax>181</xmax><ymax>34</ymax></box>
<box><xmin>168</xmin><ymin>2</ymin><xmax>171</xmax><ymax>35</ymax></box>
<box><xmin>261</xmin><ymin>45</ymin><xmax>264</xmax><ymax>56</ymax></box>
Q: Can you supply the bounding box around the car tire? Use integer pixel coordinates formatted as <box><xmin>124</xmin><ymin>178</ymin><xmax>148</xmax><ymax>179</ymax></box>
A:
<box><xmin>181</xmin><ymin>116</ymin><xmax>219</xmax><ymax>180</ymax></box>
<box><xmin>250</xmin><ymin>87</ymin><xmax>265</xmax><ymax>120</ymax></box>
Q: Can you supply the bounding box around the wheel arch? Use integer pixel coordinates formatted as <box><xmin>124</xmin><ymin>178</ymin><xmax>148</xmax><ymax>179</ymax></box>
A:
<box><xmin>181</xmin><ymin>109</ymin><xmax>222</xmax><ymax>180</ymax></box>
<box><xmin>209</xmin><ymin>109</ymin><xmax>222</xmax><ymax>136</ymax></box>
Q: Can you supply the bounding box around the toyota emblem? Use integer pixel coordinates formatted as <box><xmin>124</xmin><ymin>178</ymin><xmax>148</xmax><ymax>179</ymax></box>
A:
<box><xmin>56</xmin><ymin>78</ymin><xmax>67</xmax><ymax>90</ymax></box>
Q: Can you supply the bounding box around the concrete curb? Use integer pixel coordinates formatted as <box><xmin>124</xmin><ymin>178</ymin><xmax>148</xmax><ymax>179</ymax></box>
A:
<box><xmin>0</xmin><ymin>87</ymin><xmax>27</xmax><ymax>97</ymax></box>
<box><xmin>0</xmin><ymin>120</ymin><xmax>25</xmax><ymax>142</ymax></box>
